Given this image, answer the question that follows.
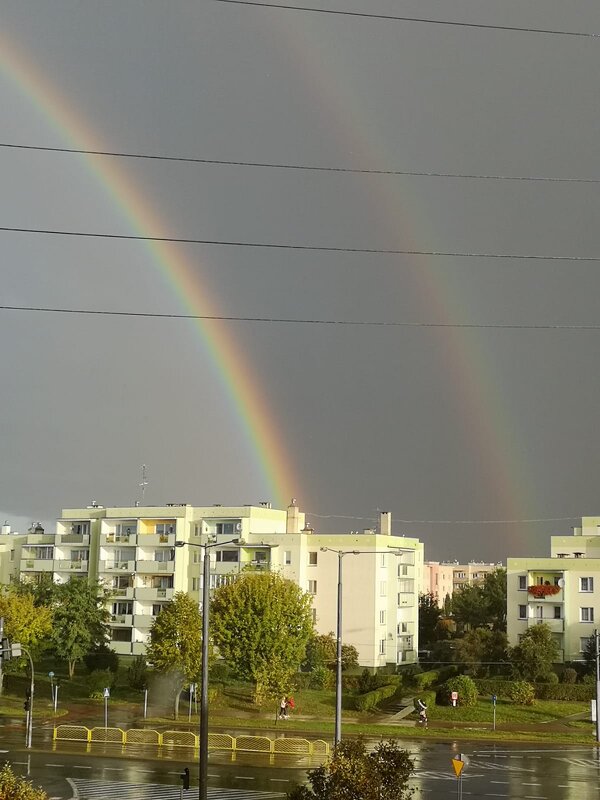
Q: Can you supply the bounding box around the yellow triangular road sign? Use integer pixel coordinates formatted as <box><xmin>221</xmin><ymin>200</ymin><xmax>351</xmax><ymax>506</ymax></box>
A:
<box><xmin>452</xmin><ymin>758</ymin><xmax>465</xmax><ymax>778</ymax></box>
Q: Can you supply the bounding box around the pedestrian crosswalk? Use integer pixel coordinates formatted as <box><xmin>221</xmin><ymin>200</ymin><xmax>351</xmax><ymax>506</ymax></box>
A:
<box><xmin>71</xmin><ymin>779</ymin><xmax>285</xmax><ymax>800</ymax></box>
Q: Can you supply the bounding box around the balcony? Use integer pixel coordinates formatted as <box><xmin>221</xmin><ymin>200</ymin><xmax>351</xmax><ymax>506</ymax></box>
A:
<box><xmin>54</xmin><ymin>559</ymin><xmax>88</xmax><ymax>572</ymax></box>
<box><xmin>109</xmin><ymin>586</ymin><xmax>134</xmax><ymax>599</ymax></box>
<box><xmin>21</xmin><ymin>559</ymin><xmax>54</xmax><ymax>571</ymax></box>
<box><xmin>132</xmin><ymin>641</ymin><xmax>148</xmax><ymax>656</ymax></box>
<box><xmin>101</xmin><ymin>533</ymin><xmax>136</xmax><ymax>546</ymax></box>
<box><xmin>98</xmin><ymin>560</ymin><xmax>136</xmax><ymax>572</ymax></box>
<box><xmin>526</xmin><ymin>585</ymin><xmax>563</xmax><ymax>602</ymax></box>
<box><xmin>528</xmin><ymin>618</ymin><xmax>564</xmax><ymax>633</ymax></box>
<box><xmin>111</xmin><ymin>614</ymin><xmax>133</xmax><ymax>626</ymax></box>
<box><xmin>59</xmin><ymin>533</ymin><xmax>90</xmax><ymax>545</ymax></box>
<box><xmin>397</xmin><ymin>592</ymin><xmax>415</xmax><ymax>608</ymax></box>
<box><xmin>136</xmin><ymin>560</ymin><xmax>175</xmax><ymax>574</ymax></box>
<box><xmin>397</xmin><ymin>649</ymin><xmax>417</xmax><ymax>664</ymax></box>
<box><xmin>138</xmin><ymin>533</ymin><xmax>176</xmax><ymax>547</ymax></box>
<box><xmin>136</xmin><ymin>587</ymin><xmax>174</xmax><ymax>601</ymax></box>
<box><xmin>133</xmin><ymin>614</ymin><xmax>154</xmax><ymax>628</ymax></box>
<box><xmin>110</xmin><ymin>641</ymin><xmax>134</xmax><ymax>656</ymax></box>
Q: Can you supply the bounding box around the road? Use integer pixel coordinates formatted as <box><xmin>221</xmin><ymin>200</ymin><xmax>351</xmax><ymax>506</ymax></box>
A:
<box><xmin>1</xmin><ymin>725</ymin><xmax>599</xmax><ymax>799</ymax></box>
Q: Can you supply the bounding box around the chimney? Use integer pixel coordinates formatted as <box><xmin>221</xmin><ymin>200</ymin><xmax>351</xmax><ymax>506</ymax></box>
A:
<box><xmin>378</xmin><ymin>511</ymin><xmax>391</xmax><ymax>536</ymax></box>
<box><xmin>1</xmin><ymin>521</ymin><xmax>10</xmax><ymax>536</ymax></box>
<box><xmin>286</xmin><ymin>498</ymin><xmax>305</xmax><ymax>534</ymax></box>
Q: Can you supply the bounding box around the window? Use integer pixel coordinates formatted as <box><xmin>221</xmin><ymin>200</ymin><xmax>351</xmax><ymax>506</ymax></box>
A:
<box><xmin>518</xmin><ymin>575</ymin><xmax>527</xmax><ymax>591</ymax></box>
<box><xmin>155</xmin><ymin>523</ymin><xmax>175</xmax><ymax>536</ymax></box>
<box><xmin>580</xmin><ymin>607</ymin><xmax>594</xmax><ymax>623</ymax></box>
<box><xmin>380</xmin><ymin>581</ymin><xmax>387</xmax><ymax>597</ymax></box>
<box><xmin>400</xmin><ymin>622</ymin><xmax>408</xmax><ymax>633</ymax></box>
<box><xmin>312</xmin><ymin>608</ymin><xmax>317</xmax><ymax>624</ymax></box>
<box><xmin>193</xmin><ymin>551</ymin><xmax>201</xmax><ymax>563</ymax></box>
<box><xmin>518</xmin><ymin>605</ymin><xmax>527</xmax><ymax>619</ymax></box>
<box><xmin>216</xmin><ymin>522</ymin><xmax>235</xmax><ymax>536</ymax></box>
<box><xmin>308</xmin><ymin>551</ymin><xmax>318</xmax><ymax>566</ymax></box>
<box><xmin>192</xmin><ymin>577</ymin><xmax>199</xmax><ymax>591</ymax></box>
<box><xmin>580</xmin><ymin>636</ymin><xmax>593</xmax><ymax>653</ymax></box>
<box><xmin>580</xmin><ymin>577</ymin><xmax>594</xmax><ymax>592</ymax></box>
<box><xmin>152</xmin><ymin>603</ymin><xmax>163</xmax><ymax>616</ymax></box>
<box><xmin>71</xmin><ymin>522</ymin><xmax>90</xmax><ymax>536</ymax></box>
<box><xmin>111</xmin><ymin>628</ymin><xmax>132</xmax><ymax>642</ymax></box>
<box><xmin>379</xmin><ymin>610</ymin><xmax>386</xmax><ymax>625</ymax></box>
<box><xmin>209</xmin><ymin>574</ymin><xmax>236</xmax><ymax>589</ymax></box>
<box><xmin>380</xmin><ymin>554</ymin><xmax>386</xmax><ymax>568</ymax></box>
<box><xmin>308</xmin><ymin>580</ymin><xmax>317</xmax><ymax>595</ymax></box>
<box><xmin>284</xmin><ymin>550</ymin><xmax>292</xmax><ymax>566</ymax></box>
<box><xmin>71</xmin><ymin>549</ymin><xmax>89</xmax><ymax>561</ymax></box>
<box><xmin>379</xmin><ymin>639</ymin><xmax>386</xmax><ymax>656</ymax></box>
<box><xmin>216</xmin><ymin>549</ymin><xmax>239</xmax><ymax>563</ymax></box>
<box><xmin>553</xmin><ymin>606</ymin><xmax>561</xmax><ymax>619</ymax></box>
<box><xmin>154</xmin><ymin>549</ymin><xmax>173</xmax><ymax>562</ymax></box>
<box><xmin>112</xmin><ymin>601</ymin><xmax>133</xmax><ymax>615</ymax></box>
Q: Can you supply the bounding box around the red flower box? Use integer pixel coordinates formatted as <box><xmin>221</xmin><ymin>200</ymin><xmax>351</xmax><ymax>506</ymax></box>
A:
<box><xmin>527</xmin><ymin>584</ymin><xmax>560</xmax><ymax>598</ymax></box>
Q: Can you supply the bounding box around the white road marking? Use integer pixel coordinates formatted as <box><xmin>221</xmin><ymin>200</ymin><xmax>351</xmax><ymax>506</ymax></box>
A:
<box><xmin>73</xmin><ymin>765</ymin><xmax>92</xmax><ymax>769</ymax></box>
<box><xmin>45</xmin><ymin>763</ymin><xmax>63</xmax><ymax>767</ymax></box>
<box><xmin>269</xmin><ymin>779</ymin><xmax>289</xmax><ymax>783</ymax></box>
<box><xmin>236</xmin><ymin>776</ymin><xmax>254</xmax><ymax>780</ymax></box>
<box><xmin>490</xmin><ymin>781</ymin><xmax>509</xmax><ymax>784</ymax></box>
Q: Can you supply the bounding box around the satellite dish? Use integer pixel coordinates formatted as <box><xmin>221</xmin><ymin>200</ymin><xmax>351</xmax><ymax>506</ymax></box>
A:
<box><xmin>558</xmin><ymin>578</ymin><xmax>565</xmax><ymax>588</ymax></box>
<box><xmin>235</xmin><ymin>522</ymin><xmax>242</xmax><ymax>531</ymax></box>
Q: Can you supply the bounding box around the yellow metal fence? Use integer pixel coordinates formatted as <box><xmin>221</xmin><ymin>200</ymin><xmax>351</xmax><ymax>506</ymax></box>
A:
<box><xmin>53</xmin><ymin>725</ymin><xmax>329</xmax><ymax>756</ymax></box>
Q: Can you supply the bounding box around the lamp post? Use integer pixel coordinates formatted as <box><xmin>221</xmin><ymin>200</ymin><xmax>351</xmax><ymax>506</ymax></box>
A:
<box><xmin>320</xmin><ymin>545</ymin><xmax>414</xmax><ymax>745</ymax></box>
<box><xmin>175</xmin><ymin>537</ymin><xmax>240</xmax><ymax>800</ymax></box>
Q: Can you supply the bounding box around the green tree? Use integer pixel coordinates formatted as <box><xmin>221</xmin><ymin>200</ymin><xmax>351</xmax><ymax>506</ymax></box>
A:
<box><xmin>288</xmin><ymin>738</ymin><xmax>414</xmax><ymax>800</ymax></box>
<box><xmin>438</xmin><ymin>674</ymin><xmax>478</xmax><ymax>706</ymax></box>
<box><xmin>0</xmin><ymin>589</ymin><xmax>53</xmax><ymax>654</ymax></box>
<box><xmin>481</xmin><ymin>568</ymin><xmax>507</xmax><ymax>632</ymax></box>
<box><xmin>10</xmin><ymin>574</ymin><xmax>57</xmax><ymax>607</ymax></box>
<box><xmin>509</xmin><ymin>623</ymin><xmax>559</xmax><ymax>682</ymax></box>
<box><xmin>450</xmin><ymin>569</ymin><xmax>507</xmax><ymax>633</ymax></box>
<box><xmin>303</xmin><ymin>632</ymin><xmax>358</xmax><ymax>673</ymax></box>
<box><xmin>454</xmin><ymin>628</ymin><xmax>508</xmax><ymax>676</ymax></box>
<box><xmin>146</xmin><ymin>592</ymin><xmax>202</xmax><ymax>718</ymax></box>
<box><xmin>0</xmin><ymin>763</ymin><xmax>48</xmax><ymax>799</ymax></box>
<box><xmin>418</xmin><ymin>593</ymin><xmax>443</xmax><ymax>646</ymax></box>
<box><xmin>51</xmin><ymin>579</ymin><xmax>110</xmax><ymax>677</ymax></box>
<box><xmin>211</xmin><ymin>572</ymin><xmax>314</xmax><ymax>703</ymax></box>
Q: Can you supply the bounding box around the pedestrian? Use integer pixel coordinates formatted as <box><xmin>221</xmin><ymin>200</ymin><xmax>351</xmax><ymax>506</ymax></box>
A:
<box><xmin>416</xmin><ymin>698</ymin><xmax>428</xmax><ymax>727</ymax></box>
<box><xmin>279</xmin><ymin>696</ymin><xmax>287</xmax><ymax>719</ymax></box>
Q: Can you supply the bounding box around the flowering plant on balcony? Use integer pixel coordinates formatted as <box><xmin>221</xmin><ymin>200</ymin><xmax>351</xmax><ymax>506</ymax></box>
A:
<box><xmin>527</xmin><ymin>584</ymin><xmax>560</xmax><ymax>598</ymax></box>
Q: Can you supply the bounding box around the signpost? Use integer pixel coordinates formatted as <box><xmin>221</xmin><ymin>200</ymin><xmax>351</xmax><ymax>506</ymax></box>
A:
<box><xmin>451</xmin><ymin>691</ymin><xmax>458</xmax><ymax>708</ymax></box>
<box><xmin>451</xmin><ymin>753</ymin><xmax>468</xmax><ymax>800</ymax></box>
<box><xmin>492</xmin><ymin>694</ymin><xmax>497</xmax><ymax>731</ymax></box>
<box><xmin>103</xmin><ymin>687</ymin><xmax>110</xmax><ymax>729</ymax></box>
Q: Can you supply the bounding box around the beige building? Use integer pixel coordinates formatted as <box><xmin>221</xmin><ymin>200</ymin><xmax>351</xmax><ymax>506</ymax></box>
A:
<box><xmin>422</xmin><ymin>561</ymin><xmax>500</xmax><ymax>606</ymax></box>
<box><xmin>13</xmin><ymin>501</ymin><xmax>423</xmax><ymax>668</ymax></box>
<box><xmin>507</xmin><ymin>517</ymin><xmax>600</xmax><ymax>662</ymax></box>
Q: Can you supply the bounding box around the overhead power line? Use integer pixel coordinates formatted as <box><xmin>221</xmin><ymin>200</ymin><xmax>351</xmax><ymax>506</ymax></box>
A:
<box><xmin>3</xmin><ymin>305</ymin><xmax>600</xmax><ymax>332</ymax></box>
<box><xmin>307</xmin><ymin>512</ymin><xmax>579</xmax><ymax>524</ymax></box>
<box><xmin>212</xmin><ymin>0</ymin><xmax>600</xmax><ymax>38</ymax></box>
<box><xmin>2</xmin><ymin>225</ymin><xmax>599</xmax><ymax>262</ymax></box>
<box><xmin>1</xmin><ymin>142</ymin><xmax>598</xmax><ymax>184</ymax></box>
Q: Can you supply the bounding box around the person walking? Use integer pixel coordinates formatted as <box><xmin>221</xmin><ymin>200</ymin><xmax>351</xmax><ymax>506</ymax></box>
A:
<box><xmin>416</xmin><ymin>698</ymin><xmax>428</xmax><ymax>727</ymax></box>
<box><xmin>279</xmin><ymin>696</ymin><xmax>288</xmax><ymax>719</ymax></box>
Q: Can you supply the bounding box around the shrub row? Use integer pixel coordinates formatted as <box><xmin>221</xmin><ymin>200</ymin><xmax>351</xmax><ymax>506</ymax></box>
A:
<box><xmin>412</xmin><ymin>670</ymin><xmax>440</xmax><ymax>690</ymax></box>
<box><xmin>473</xmin><ymin>678</ymin><xmax>594</xmax><ymax>702</ymax></box>
<box><xmin>351</xmin><ymin>682</ymin><xmax>399</xmax><ymax>711</ymax></box>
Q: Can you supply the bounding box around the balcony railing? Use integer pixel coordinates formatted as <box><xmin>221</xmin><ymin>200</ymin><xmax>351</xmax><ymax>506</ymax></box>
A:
<box><xmin>54</xmin><ymin>559</ymin><xmax>88</xmax><ymax>571</ymax></box>
<box><xmin>111</xmin><ymin>614</ymin><xmax>133</xmax><ymax>626</ymax></box>
<box><xmin>22</xmin><ymin>559</ymin><xmax>54</xmax><ymax>571</ymax></box>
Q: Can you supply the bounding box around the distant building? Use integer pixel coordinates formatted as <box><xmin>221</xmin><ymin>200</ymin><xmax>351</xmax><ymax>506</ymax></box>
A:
<box><xmin>14</xmin><ymin>501</ymin><xmax>423</xmax><ymax>668</ymax></box>
<box><xmin>507</xmin><ymin>517</ymin><xmax>600</xmax><ymax>663</ymax></box>
<box><xmin>422</xmin><ymin>561</ymin><xmax>500</xmax><ymax>606</ymax></box>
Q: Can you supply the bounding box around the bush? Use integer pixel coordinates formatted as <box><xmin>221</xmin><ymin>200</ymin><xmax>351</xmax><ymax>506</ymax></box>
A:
<box><xmin>533</xmin><ymin>682</ymin><xmax>594</xmax><ymax>701</ymax></box>
<box><xmin>351</xmin><ymin>682</ymin><xmax>399</xmax><ymax>712</ymax></box>
<box><xmin>509</xmin><ymin>681</ymin><xmax>535</xmax><ymax>705</ymax></box>
<box><xmin>0</xmin><ymin>763</ymin><xmax>48</xmax><ymax>799</ymax></box>
<box><xmin>357</xmin><ymin>669</ymin><xmax>399</xmax><ymax>693</ymax></box>
<box><xmin>437</xmin><ymin>675</ymin><xmax>477</xmax><ymax>707</ymax></box>
<box><xmin>308</xmin><ymin>666</ymin><xmax>334</xmax><ymax>690</ymax></box>
<box><xmin>84</xmin><ymin>647</ymin><xmax>119</xmax><ymax>674</ymax></box>
<box><xmin>538</xmin><ymin>671</ymin><xmax>559</xmax><ymax>685</ymax></box>
<box><xmin>561</xmin><ymin>668</ymin><xmax>578</xmax><ymax>685</ymax></box>
<box><xmin>127</xmin><ymin>656</ymin><xmax>149</xmax><ymax>691</ymax></box>
<box><xmin>86</xmin><ymin>669</ymin><xmax>116</xmax><ymax>699</ymax></box>
<box><xmin>412</xmin><ymin>670</ymin><xmax>440</xmax><ymax>691</ymax></box>
<box><xmin>473</xmin><ymin>678</ymin><xmax>513</xmax><ymax>699</ymax></box>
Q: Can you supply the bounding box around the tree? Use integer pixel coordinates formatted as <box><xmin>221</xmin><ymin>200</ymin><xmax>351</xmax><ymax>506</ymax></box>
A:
<box><xmin>450</xmin><ymin>569</ymin><xmax>507</xmax><ymax>633</ymax></box>
<box><xmin>51</xmin><ymin>579</ymin><xmax>110</xmax><ymax>677</ymax></box>
<box><xmin>146</xmin><ymin>592</ymin><xmax>202</xmax><ymax>718</ymax></box>
<box><xmin>454</xmin><ymin>628</ymin><xmax>508</xmax><ymax>676</ymax></box>
<box><xmin>303</xmin><ymin>632</ymin><xmax>358</xmax><ymax>673</ymax></box>
<box><xmin>509</xmin><ymin>623</ymin><xmax>559</xmax><ymax>682</ymax></box>
<box><xmin>10</xmin><ymin>574</ymin><xmax>57</xmax><ymax>607</ymax></box>
<box><xmin>211</xmin><ymin>572</ymin><xmax>314</xmax><ymax>703</ymax></box>
<box><xmin>418</xmin><ymin>593</ymin><xmax>443</xmax><ymax>646</ymax></box>
<box><xmin>0</xmin><ymin>763</ymin><xmax>48</xmax><ymax>800</ymax></box>
<box><xmin>288</xmin><ymin>738</ymin><xmax>414</xmax><ymax>800</ymax></box>
<box><xmin>0</xmin><ymin>589</ymin><xmax>53</xmax><ymax>654</ymax></box>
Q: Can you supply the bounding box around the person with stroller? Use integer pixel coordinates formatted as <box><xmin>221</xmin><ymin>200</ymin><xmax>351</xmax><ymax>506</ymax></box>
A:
<box><xmin>416</xmin><ymin>698</ymin><xmax>428</xmax><ymax>727</ymax></box>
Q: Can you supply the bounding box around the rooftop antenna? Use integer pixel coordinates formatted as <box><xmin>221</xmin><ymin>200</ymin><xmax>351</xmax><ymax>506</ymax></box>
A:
<box><xmin>139</xmin><ymin>464</ymin><xmax>148</xmax><ymax>505</ymax></box>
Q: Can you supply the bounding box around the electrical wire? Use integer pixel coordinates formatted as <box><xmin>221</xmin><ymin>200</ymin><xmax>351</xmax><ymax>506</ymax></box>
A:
<box><xmin>2</xmin><ymin>142</ymin><xmax>598</xmax><ymax>184</ymax></box>
<box><xmin>212</xmin><ymin>0</ymin><xmax>600</xmax><ymax>38</ymax></box>
<box><xmin>3</xmin><ymin>305</ymin><xmax>600</xmax><ymax>332</ymax></box>
<box><xmin>307</xmin><ymin>512</ymin><xmax>579</xmax><ymax>524</ymax></box>
<box><xmin>1</xmin><ymin>226</ymin><xmax>599</xmax><ymax>262</ymax></box>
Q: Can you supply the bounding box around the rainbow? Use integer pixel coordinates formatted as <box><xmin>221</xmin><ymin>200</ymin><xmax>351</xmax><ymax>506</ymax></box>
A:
<box><xmin>263</xmin><ymin>11</ymin><xmax>534</xmax><ymax>533</ymax></box>
<box><xmin>0</xmin><ymin>29</ymin><xmax>295</xmax><ymax>509</ymax></box>
<box><xmin>1</xmin><ymin>14</ymin><xmax>537</xmax><ymax>538</ymax></box>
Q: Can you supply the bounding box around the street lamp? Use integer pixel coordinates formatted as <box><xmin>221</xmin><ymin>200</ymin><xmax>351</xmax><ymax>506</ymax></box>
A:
<box><xmin>319</xmin><ymin>546</ymin><xmax>414</xmax><ymax>745</ymax></box>
<box><xmin>175</xmin><ymin>536</ymin><xmax>240</xmax><ymax>800</ymax></box>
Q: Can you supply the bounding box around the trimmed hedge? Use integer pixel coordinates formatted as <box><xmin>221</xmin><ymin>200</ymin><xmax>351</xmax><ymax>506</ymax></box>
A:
<box><xmin>412</xmin><ymin>670</ymin><xmax>440</xmax><ymax>690</ymax></box>
<box><xmin>351</xmin><ymin>682</ymin><xmax>399</xmax><ymax>711</ymax></box>
<box><xmin>474</xmin><ymin>678</ymin><xmax>594</xmax><ymax>702</ymax></box>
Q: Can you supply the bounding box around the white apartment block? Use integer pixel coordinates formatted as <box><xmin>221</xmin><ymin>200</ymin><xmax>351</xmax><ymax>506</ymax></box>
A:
<box><xmin>422</xmin><ymin>561</ymin><xmax>500</xmax><ymax>606</ymax></box>
<box><xmin>8</xmin><ymin>501</ymin><xmax>423</xmax><ymax>668</ymax></box>
<box><xmin>507</xmin><ymin>517</ymin><xmax>600</xmax><ymax>662</ymax></box>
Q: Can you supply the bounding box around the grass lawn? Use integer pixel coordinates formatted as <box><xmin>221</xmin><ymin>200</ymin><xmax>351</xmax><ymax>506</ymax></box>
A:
<box><xmin>428</xmin><ymin>697</ymin><xmax>589</xmax><ymax>725</ymax></box>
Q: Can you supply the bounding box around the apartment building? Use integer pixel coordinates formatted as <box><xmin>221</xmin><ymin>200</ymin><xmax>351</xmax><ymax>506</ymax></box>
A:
<box><xmin>422</xmin><ymin>561</ymin><xmax>500</xmax><ymax>606</ymax></box>
<box><xmin>507</xmin><ymin>517</ymin><xmax>600</xmax><ymax>662</ymax></box>
<box><xmin>13</xmin><ymin>501</ymin><xmax>423</xmax><ymax>668</ymax></box>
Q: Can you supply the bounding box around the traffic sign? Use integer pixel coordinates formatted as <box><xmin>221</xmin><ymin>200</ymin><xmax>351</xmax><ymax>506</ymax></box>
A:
<box><xmin>452</xmin><ymin>758</ymin><xmax>465</xmax><ymax>778</ymax></box>
<box><xmin>492</xmin><ymin>694</ymin><xmax>497</xmax><ymax>705</ymax></box>
<box><xmin>103</xmin><ymin>687</ymin><xmax>110</xmax><ymax>698</ymax></box>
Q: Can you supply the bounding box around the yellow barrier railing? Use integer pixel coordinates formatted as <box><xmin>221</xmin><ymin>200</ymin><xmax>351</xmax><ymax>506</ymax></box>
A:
<box><xmin>53</xmin><ymin>725</ymin><xmax>329</xmax><ymax>756</ymax></box>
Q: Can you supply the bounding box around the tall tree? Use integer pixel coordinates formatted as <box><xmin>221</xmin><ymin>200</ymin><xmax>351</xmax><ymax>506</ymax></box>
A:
<box><xmin>509</xmin><ymin>623</ymin><xmax>559</xmax><ymax>681</ymax></box>
<box><xmin>454</xmin><ymin>628</ymin><xmax>508</xmax><ymax>676</ymax></box>
<box><xmin>481</xmin><ymin>568</ymin><xmax>507</xmax><ymax>632</ymax></box>
<box><xmin>303</xmin><ymin>632</ymin><xmax>359</xmax><ymax>673</ymax></box>
<box><xmin>288</xmin><ymin>738</ymin><xmax>414</xmax><ymax>800</ymax></box>
<box><xmin>211</xmin><ymin>572</ymin><xmax>314</xmax><ymax>703</ymax></box>
<box><xmin>0</xmin><ymin>588</ymin><xmax>53</xmax><ymax>653</ymax></box>
<box><xmin>451</xmin><ymin>569</ymin><xmax>507</xmax><ymax>633</ymax></box>
<box><xmin>418</xmin><ymin>593</ymin><xmax>443</xmax><ymax>646</ymax></box>
<box><xmin>51</xmin><ymin>579</ymin><xmax>110</xmax><ymax>677</ymax></box>
<box><xmin>146</xmin><ymin>592</ymin><xmax>202</xmax><ymax>718</ymax></box>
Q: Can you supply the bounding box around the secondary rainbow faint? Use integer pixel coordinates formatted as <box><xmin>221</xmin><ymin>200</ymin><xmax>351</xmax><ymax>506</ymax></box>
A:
<box><xmin>0</xmin><ymin>29</ymin><xmax>295</xmax><ymax>510</ymax></box>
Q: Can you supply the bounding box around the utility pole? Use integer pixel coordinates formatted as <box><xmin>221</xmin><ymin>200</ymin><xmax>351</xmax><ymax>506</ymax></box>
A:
<box><xmin>139</xmin><ymin>464</ymin><xmax>148</xmax><ymax>504</ymax></box>
<box><xmin>0</xmin><ymin>616</ymin><xmax>3</xmax><ymax>697</ymax></box>
<box><xmin>595</xmin><ymin>629</ymin><xmax>600</xmax><ymax>744</ymax></box>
